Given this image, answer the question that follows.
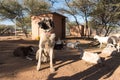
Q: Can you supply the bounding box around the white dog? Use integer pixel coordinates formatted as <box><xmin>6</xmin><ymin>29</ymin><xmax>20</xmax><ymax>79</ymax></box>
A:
<box><xmin>36</xmin><ymin>18</ymin><xmax>56</xmax><ymax>72</ymax></box>
<box><xmin>66</xmin><ymin>41</ymin><xmax>80</xmax><ymax>49</ymax></box>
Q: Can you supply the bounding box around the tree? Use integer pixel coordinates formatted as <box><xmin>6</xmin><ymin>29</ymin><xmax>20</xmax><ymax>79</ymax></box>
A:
<box><xmin>22</xmin><ymin>0</ymin><xmax>51</xmax><ymax>37</ymax></box>
<box><xmin>71</xmin><ymin>0</ymin><xmax>94</xmax><ymax>38</ymax></box>
<box><xmin>58</xmin><ymin>0</ymin><xmax>83</xmax><ymax>37</ymax></box>
<box><xmin>0</xmin><ymin>0</ymin><xmax>22</xmax><ymax>21</ymax></box>
<box><xmin>23</xmin><ymin>0</ymin><xmax>51</xmax><ymax>16</ymax></box>
<box><xmin>0</xmin><ymin>0</ymin><xmax>51</xmax><ymax>37</ymax></box>
<box><xmin>58</xmin><ymin>0</ymin><xmax>94</xmax><ymax>38</ymax></box>
<box><xmin>91</xmin><ymin>0</ymin><xmax>120</xmax><ymax>36</ymax></box>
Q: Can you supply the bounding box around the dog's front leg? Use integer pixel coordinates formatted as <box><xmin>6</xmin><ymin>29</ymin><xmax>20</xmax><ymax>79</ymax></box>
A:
<box><xmin>49</xmin><ymin>48</ymin><xmax>55</xmax><ymax>73</ymax></box>
<box><xmin>37</xmin><ymin>48</ymin><xmax>42</xmax><ymax>71</ymax></box>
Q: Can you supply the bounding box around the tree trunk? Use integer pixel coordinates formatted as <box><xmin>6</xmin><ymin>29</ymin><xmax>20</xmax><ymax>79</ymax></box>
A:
<box><xmin>22</xmin><ymin>27</ymin><xmax>28</xmax><ymax>38</ymax></box>
<box><xmin>73</xmin><ymin>15</ymin><xmax>82</xmax><ymax>37</ymax></box>
<box><xmin>65</xmin><ymin>0</ymin><xmax>82</xmax><ymax>38</ymax></box>
<box><xmin>84</xmin><ymin>14</ymin><xmax>89</xmax><ymax>38</ymax></box>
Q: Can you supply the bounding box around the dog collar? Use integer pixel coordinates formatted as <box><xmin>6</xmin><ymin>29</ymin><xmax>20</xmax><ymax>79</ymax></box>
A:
<box><xmin>45</xmin><ymin>31</ymin><xmax>51</xmax><ymax>36</ymax></box>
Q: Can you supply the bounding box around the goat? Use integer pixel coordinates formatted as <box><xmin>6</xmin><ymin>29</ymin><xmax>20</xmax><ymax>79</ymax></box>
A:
<box><xmin>108</xmin><ymin>36</ymin><xmax>120</xmax><ymax>52</ymax></box>
<box><xmin>101</xmin><ymin>44</ymin><xmax>117</xmax><ymax>57</ymax></box>
<box><xmin>66</xmin><ymin>41</ymin><xmax>80</xmax><ymax>49</ymax></box>
<box><xmin>54</xmin><ymin>38</ymin><xmax>64</xmax><ymax>50</ymax></box>
<box><xmin>94</xmin><ymin>35</ymin><xmax>109</xmax><ymax>48</ymax></box>
<box><xmin>78</xmin><ymin>48</ymin><xmax>103</xmax><ymax>64</ymax></box>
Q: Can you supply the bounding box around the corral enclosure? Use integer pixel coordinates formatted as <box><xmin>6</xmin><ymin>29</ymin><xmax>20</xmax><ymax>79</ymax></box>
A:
<box><xmin>0</xmin><ymin>36</ymin><xmax>120</xmax><ymax>80</ymax></box>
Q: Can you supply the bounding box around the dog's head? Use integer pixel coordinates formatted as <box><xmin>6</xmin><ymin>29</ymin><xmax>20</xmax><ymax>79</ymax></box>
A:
<box><xmin>38</xmin><ymin>18</ymin><xmax>55</xmax><ymax>32</ymax></box>
<box><xmin>27</xmin><ymin>46</ymin><xmax>35</xmax><ymax>55</ymax></box>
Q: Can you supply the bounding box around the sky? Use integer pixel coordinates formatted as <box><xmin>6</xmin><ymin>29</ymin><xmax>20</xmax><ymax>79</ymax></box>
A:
<box><xmin>0</xmin><ymin>0</ymin><xmax>85</xmax><ymax>25</ymax></box>
<box><xmin>0</xmin><ymin>19</ymin><xmax>14</xmax><ymax>25</ymax></box>
<box><xmin>51</xmin><ymin>0</ymin><xmax>85</xmax><ymax>24</ymax></box>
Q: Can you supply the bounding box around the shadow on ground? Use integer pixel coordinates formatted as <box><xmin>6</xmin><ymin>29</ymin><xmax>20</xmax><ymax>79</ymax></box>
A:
<box><xmin>47</xmin><ymin>53</ymin><xmax>120</xmax><ymax>80</ymax></box>
<box><xmin>0</xmin><ymin>39</ymin><xmax>38</xmax><ymax>78</ymax></box>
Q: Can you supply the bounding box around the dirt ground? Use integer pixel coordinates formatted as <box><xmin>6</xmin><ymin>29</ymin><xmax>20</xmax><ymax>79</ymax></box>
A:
<box><xmin>0</xmin><ymin>36</ymin><xmax>120</xmax><ymax>80</ymax></box>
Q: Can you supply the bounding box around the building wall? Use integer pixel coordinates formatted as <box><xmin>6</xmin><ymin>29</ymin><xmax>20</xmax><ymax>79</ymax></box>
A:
<box><xmin>69</xmin><ymin>25</ymin><xmax>82</xmax><ymax>37</ymax></box>
<box><xmin>53</xmin><ymin>14</ymin><xmax>63</xmax><ymax>39</ymax></box>
<box><xmin>53</xmin><ymin>14</ymin><xmax>66</xmax><ymax>39</ymax></box>
<box><xmin>31</xmin><ymin>13</ymin><xmax>66</xmax><ymax>40</ymax></box>
<box><xmin>69</xmin><ymin>25</ymin><xmax>91</xmax><ymax>37</ymax></box>
<box><xmin>31</xmin><ymin>16</ymin><xmax>40</xmax><ymax>40</ymax></box>
<box><xmin>62</xmin><ymin>18</ymin><xmax>66</xmax><ymax>38</ymax></box>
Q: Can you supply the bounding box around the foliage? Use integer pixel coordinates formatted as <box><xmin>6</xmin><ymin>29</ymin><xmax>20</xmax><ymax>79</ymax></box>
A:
<box><xmin>0</xmin><ymin>0</ymin><xmax>120</xmax><ymax>37</ymax></box>
<box><xmin>0</xmin><ymin>24</ymin><xmax>14</xmax><ymax>35</ymax></box>
<box><xmin>90</xmin><ymin>0</ymin><xmax>120</xmax><ymax>36</ymax></box>
<box><xmin>0</xmin><ymin>0</ymin><xmax>51</xmax><ymax>37</ymax></box>
<box><xmin>0</xmin><ymin>0</ymin><xmax>22</xmax><ymax>21</ymax></box>
<box><xmin>58</xmin><ymin>0</ymin><xmax>94</xmax><ymax>37</ymax></box>
<box><xmin>23</xmin><ymin>0</ymin><xmax>51</xmax><ymax>16</ymax></box>
<box><xmin>57</xmin><ymin>0</ymin><xmax>120</xmax><ymax>36</ymax></box>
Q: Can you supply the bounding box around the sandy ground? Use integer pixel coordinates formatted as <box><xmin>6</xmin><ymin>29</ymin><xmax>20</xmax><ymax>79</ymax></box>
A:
<box><xmin>0</xmin><ymin>36</ymin><xmax>120</xmax><ymax>80</ymax></box>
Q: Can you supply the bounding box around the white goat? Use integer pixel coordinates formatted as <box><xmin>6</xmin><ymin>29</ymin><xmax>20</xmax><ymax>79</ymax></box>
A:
<box><xmin>66</xmin><ymin>41</ymin><xmax>80</xmax><ymax>49</ymax></box>
<box><xmin>107</xmin><ymin>36</ymin><xmax>120</xmax><ymax>52</ymax></box>
<box><xmin>94</xmin><ymin>35</ymin><xmax>109</xmax><ymax>48</ymax></box>
<box><xmin>79</xmin><ymin>48</ymin><xmax>102</xmax><ymax>64</ymax></box>
<box><xmin>101</xmin><ymin>44</ymin><xmax>117</xmax><ymax>57</ymax></box>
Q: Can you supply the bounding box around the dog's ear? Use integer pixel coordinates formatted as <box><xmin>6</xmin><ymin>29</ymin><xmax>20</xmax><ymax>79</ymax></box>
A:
<box><xmin>49</xmin><ymin>19</ymin><xmax>55</xmax><ymax>28</ymax></box>
<box><xmin>38</xmin><ymin>21</ymin><xmax>43</xmax><ymax>27</ymax></box>
<box><xmin>38</xmin><ymin>22</ymin><xmax>42</xmax><ymax>25</ymax></box>
<box><xmin>27</xmin><ymin>46</ymin><xmax>35</xmax><ymax>53</ymax></box>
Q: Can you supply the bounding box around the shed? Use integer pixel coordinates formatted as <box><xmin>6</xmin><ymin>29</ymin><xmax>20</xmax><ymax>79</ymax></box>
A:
<box><xmin>31</xmin><ymin>12</ymin><xmax>66</xmax><ymax>40</ymax></box>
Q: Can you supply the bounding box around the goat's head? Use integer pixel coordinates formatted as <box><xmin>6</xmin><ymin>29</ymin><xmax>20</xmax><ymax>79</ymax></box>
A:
<box><xmin>94</xmin><ymin>35</ymin><xmax>99</xmax><ymax>39</ymax></box>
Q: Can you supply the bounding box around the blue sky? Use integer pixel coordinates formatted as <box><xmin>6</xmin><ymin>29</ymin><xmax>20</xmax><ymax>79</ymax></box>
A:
<box><xmin>0</xmin><ymin>19</ymin><xmax>14</xmax><ymax>25</ymax></box>
<box><xmin>52</xmin><ymin>0</ymin><xmax>85</xmax><ymax>24</ymax></box>
<box><xmin>0</xmin><ymin>0</ymin><xmax>85</xmax><ymax>25</ymax></box>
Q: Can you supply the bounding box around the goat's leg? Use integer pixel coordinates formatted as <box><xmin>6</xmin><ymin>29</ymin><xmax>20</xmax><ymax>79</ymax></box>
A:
<box><xmin>37</xmin><ymin>48</ymin><xmax>42</xmax><ymax>71</ymax></box>
<box><xmin>117</xmin><ymin>43</ymin><xmax>120</xmax><ymax>52</ymax></box>
<box><xmin>49</xmin><ymin>48</ymin><xmax>55</xmax><ymax>73</ymax></box>
<box><xmin>36</xmin><ymin>50</ymin><xmax>39</xmax><ymax>60</ymax></box>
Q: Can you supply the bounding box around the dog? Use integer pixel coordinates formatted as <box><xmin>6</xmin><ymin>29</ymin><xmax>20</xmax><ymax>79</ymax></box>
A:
<box><xmin>36</xmin><ymin>18</ymin><xmax>56</xmax><ymax>72</ymax></box>
<box><xmin>36</xmin><ymin>48</ymin><xmax>51</xmax><ymax>63</ymax></box>
<box><xmin>54</xmin><ymin>38</ymin><xmax>65</xmax><ymax>50</ymax></box>
<box><xmin>13</xmin><ymin>46</ymin><xmax>35</xmax><ymax>60</ymax></box>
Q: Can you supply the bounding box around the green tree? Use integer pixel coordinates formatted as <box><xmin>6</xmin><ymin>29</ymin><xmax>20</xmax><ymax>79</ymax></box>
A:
<box><xmin>0</xmin><ymin>0</ymin><xmax>51</xmax><ymax>37</ymax></box>
<box><xmin>23</xmin><ymin>0</ymin><xmax>51</xmax><ymax>16</ymax></box>
<box><xmin>91</xmin><ymin>0</ymin><xmax>120</xmax><ymax>36</ymax></box>
<box><xmin>71</xmin><ymin>0</ymin><xmax>94</xmax><ymax>38</ymax></box>
<box><xmin>58</xmin><ymin>0</ymin><xmax>94</xmax><ymax>38</ymax></box>
<box><xmin>0</xmin><ymin>0</ymin><xmax>22</xmax><ymax>21</ymax></box>
<box><xmin>58</xmin><ymin>0</ymin><xmax>82</xmax><ymax>37</ymax></box>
